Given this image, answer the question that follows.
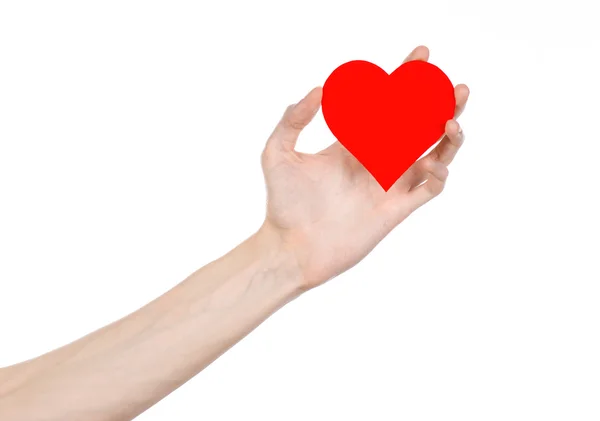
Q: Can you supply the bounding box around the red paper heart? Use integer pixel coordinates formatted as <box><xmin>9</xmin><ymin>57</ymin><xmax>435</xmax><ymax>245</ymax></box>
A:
<box><xmin>321</xmin><ymin>60</ymin><xmax>455</xmax><ymax>191</ymax></box>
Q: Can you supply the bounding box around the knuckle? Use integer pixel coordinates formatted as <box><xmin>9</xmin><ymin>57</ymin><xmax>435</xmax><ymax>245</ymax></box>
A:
<box><xmin>440</xmin><ymin>166</ymin><xmax>449</xmax><ymax>180</ymax></box>
<box><xmin>283</xmin><ymin>116</ymin><xmax>306</xmax><ymax>131</ymax></box>
<box><xmin>431</xmin><ymin>182</ymin><xmax>443</xmax><ymax>194</ymax></box>
<box><xmin>261</xmin><ymin>145</ymin><xmax>276</xmax><ymax>164</ymax></box>
<box><xmin>437</xmin><ymin>182</ymin><xmax>447</xmax><ymax>194</ymax></box>
<box><xmin>430</xmin><ymin>183</ymin><xmax>445</xmax><ymax>197</ymax></box>
<box><xmin>281</xmin><ymin>105</ymin><xmax>306</xmax><ymax>131</ymax></box>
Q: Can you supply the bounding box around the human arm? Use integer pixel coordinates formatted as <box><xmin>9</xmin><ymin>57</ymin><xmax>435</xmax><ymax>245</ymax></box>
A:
<box><xmin>0</xmin><ymin>45</ymin><xmax>469</xmax><ymax>421</ymax></box>
<box><xmin>0</xmin><ymin>224</ymin><xmax>304</xmax><ymax>421</ymax></box>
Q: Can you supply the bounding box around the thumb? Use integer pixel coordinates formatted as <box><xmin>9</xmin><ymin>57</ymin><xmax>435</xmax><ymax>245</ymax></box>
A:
<box><xmin>266</xmin><ymin>86</ymin><xmax>322</xmax><ymax>153</ymax></box>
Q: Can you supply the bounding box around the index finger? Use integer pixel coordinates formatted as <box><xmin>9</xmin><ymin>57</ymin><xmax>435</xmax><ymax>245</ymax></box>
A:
<box><xmin>402</xmin><ymin>45</ymin><xmax>430</xmax><ymax>63</ymax></box>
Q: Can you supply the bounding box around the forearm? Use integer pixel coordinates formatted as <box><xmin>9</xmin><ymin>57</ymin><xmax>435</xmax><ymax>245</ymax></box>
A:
<box><xmin>0</xmin><ymin>223</ymin><xmax>304</xmax><ymax>421</ymax></box>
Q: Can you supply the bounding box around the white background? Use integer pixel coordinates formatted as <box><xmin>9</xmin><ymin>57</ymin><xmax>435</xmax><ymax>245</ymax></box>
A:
<box><xmin>1</xmin><ymin>1</ymin><xmax>599</xmax><ymax>420</ymax></box>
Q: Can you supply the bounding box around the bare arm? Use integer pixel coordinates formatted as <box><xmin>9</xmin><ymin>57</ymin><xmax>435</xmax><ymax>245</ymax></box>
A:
<box><xmin>0</xmin><ymin>223</ymin><xmax>303</xmax><ymax>421</ymax></box>
<box><xmin>0</xmin><ymin>45</ymin><xmax>468</xmax><ymax>421</ymax></box>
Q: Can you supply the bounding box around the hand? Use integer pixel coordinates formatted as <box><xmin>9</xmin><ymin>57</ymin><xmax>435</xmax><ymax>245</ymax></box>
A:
<box><xmin>259</xmin><ymin>46</ymin><xmax>470</xmax><ymax>289</ymax></box>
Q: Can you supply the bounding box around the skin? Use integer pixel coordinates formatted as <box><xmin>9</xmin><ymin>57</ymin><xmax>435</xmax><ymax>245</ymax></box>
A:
<box><xmin>0</xmin><ymin>46</ymin><xmax>469</xmax><ymax>421</ymax></box>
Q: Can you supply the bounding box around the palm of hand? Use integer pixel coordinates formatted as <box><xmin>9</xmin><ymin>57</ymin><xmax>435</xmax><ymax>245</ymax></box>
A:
<box><xmin>261</xmin><ymin>47</ymin><xmax>468</xmax><ymax>288</ymax></box>
<box><xmin>263</xmin><ymin>140</ymin><xmax>399</xmax><ymax>285</ymax></box>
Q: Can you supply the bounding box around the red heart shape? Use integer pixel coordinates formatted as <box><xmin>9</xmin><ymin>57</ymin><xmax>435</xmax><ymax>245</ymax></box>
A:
<box><xmin>321</xmin><ymin>60</ymin><xmax>455</xmax><ymax>191</ymax></box>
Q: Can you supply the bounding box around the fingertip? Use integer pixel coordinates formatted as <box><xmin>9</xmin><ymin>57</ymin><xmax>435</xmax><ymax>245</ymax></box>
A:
<box><xmin>311</xmin><ymin>86</ymin><xmax>323</xmax><ymax>104</ymax></box>
<box><xmin>445</xmin><ymin>119</ymin><xmax>459</xmax><ymax>135</ymax></box>
<box><xmin>446</xmin><ymin>120</ymin><xmax>462</xmax><ymax>139</ymax></box>
<box><xmin>455</xmin><ymin>84</ymin><xmax>470</xmax><ymax>101</ymax></box>
<box><xmin>414</xmin><ymin>45</ymin><xmax>430</xmax><ymax>60</ymax></box>
<box><xmin>304</xmin><ymin>85</ymin><xmax>322</xmax><ymax>100</ymax></box>
<box><xmin>297</xmin><ymin>86</ymin><xmax>323</xmax><ymax>111</ymax></box>
<box><xmin>403</xmin><ymin>45</ymin><xmax>430</xmax><ymax>63</ymax></box>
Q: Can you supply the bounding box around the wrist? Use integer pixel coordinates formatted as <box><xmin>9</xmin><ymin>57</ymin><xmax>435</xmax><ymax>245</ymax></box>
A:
<box><xmin>254</xmin><ymin>220</ymin><xmax>308</xmax><ymax>296</ymax></box>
